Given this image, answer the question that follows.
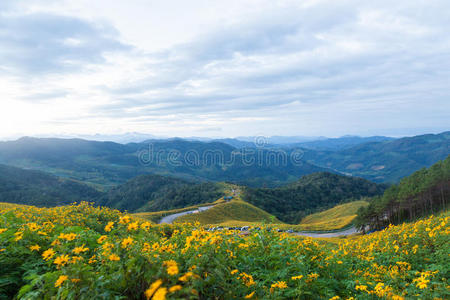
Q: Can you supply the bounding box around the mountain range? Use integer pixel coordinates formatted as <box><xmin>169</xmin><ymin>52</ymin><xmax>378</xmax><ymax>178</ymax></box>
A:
<box><xmin>0</xmin><ymin>131</ymin><xmax>448</xmax><ymax>188</ymax></box>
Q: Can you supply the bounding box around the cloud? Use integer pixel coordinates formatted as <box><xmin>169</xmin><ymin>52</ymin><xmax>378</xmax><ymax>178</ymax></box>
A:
<box><xmin>0</xmin><ymin>12</ymin><xmax>129</xmax><ymax>75</ymax></box>
<box><xmin>0</xmin><ymin>0</ymin><xmax>449</xmax><ymax>138</ymax></box>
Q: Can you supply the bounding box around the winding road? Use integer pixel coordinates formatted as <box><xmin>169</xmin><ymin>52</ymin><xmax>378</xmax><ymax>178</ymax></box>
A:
<box><xmin>293</xmin><ymin>226</ymin><xmax>358</xmax><ymax>238</ymax></box>
<box><xmin>158</xmin><ymin>206</ymin><xmax>214</xmax><ymax>224</ymax></box>
<box><xmin>157</xmin><ymin>203</ymin><xmax>360</xmax><ymax>237</ymax></box>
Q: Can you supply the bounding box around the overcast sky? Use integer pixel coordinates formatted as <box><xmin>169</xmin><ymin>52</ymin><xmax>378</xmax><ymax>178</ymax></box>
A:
<box><xmin>1</xmin><ymin>0</ymin><xmax>449</xmax><ymax>139</ymax></box>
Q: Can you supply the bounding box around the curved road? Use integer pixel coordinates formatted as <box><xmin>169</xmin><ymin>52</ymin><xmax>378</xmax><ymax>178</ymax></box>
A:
<box><xmin>158</xmin><ymin>206</ymin><xmax>214</xmax><ymax>224</ymax></box>
<box><xmin>293</xmin><ymin>226</ymin><xmax>358</xmax><ymax>238</ymax></box>
<box><xmin>158</xmin><ymin>205</ymin><xmax>359</xmax><ymax>237</ymax></box>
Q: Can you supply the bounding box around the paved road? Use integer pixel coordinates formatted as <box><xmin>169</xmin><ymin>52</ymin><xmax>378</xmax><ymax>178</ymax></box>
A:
<box><xmin>293</xmin><ymin>226</ymin><xmax>358</xmax><ymax>238</ymax></box>
<box><xmin>158</xmin><ymin>206</ymin><xmax>214</xmax><ymax>224</ymax></box>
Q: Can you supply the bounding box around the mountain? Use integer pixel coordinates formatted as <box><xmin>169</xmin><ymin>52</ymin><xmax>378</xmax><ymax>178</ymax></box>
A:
<box><xmin>243</xmin><ymin>172</ymin><xmax>387</xmax><ymax>224</ymax></box>
<box><xmin>302</xmin><ymin>131</ymin><xmax>450</xmax><ymax>183</ymax></box>
<box><xmin>292</xmin><ymin>135</ymin><xmax>395</xmax><ymax>151</ymax></box>
<box><xmin>97</xmin><ymin>174</ymin><xmax>225</xmax><ymax>212</ymax></box>
<box><xmin>0</xmin><ymin>137</ymin><xmax>329</xmax><ymax>188</ymax></box>
<box><xmin>0</xmin><ymin>164</ymin><xmax>102</xmax><ymax>207</ymax></box>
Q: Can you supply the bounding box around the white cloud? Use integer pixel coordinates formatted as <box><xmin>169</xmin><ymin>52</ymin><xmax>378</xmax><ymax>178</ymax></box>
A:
<box><xmin>0</xmin><ymin>0</ymin><xmax>449</xmax><ymax>139</ymax></box>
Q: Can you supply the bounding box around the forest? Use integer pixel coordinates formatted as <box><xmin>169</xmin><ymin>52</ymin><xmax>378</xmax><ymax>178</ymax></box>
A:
<box><xmin>355</xmin><ymin>155</ymin><xmax>449</xmax><ymax>231</ymax></box>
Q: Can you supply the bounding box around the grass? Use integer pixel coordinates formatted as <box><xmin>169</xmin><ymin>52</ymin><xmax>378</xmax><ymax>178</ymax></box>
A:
<box><xmin>0</xmin><ymin>202</ymin><xmax>29</xmax><ymax>209</ymax></box>
<box><xmin>175</xmin><ymin>200</ymin><xmax>279</xmax><ymax>224</ymax></box>
<box><xmin>295</xmin><ymin>200</ymin><xmax>369</xmax><ymax>231</ymax></box>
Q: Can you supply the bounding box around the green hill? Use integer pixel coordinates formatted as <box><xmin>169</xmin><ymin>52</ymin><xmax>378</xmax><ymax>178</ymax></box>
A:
<box><xmin>297</xmin><ymin>200</ymin><xmax>369</xmax><ymax>231</ymax></box>
<box><xmin>303</xmin><ymin>131</ymin><xmax>450</xmax><ymax>183</ymax></box>
<box><xmin>97</xmin><ymin>174</ymin><xmax>226</xmax><ymax>212</ymax></box>
<box><xmin>0</xmin><ymin>137</ymin><xmax>328</xmax><ymax>188</ymax></box>
<box><xmin>243</xmin><ymin>172</ymin><xmax>386</xmax><ymax>223</ymax></box>
<box><xmin>175</xmin><ymin>200</ymin><xmax>277</xmax><ymax>225</ymax></box>
<box><xmin>0</xmin><ymin>164</ymin><xmax>102</xmax><ymax>207</ymax></box>
<box><xmin>356</xmin><ymin>155</ymin><xmax>450</xmax><ymax>231</ymax></box>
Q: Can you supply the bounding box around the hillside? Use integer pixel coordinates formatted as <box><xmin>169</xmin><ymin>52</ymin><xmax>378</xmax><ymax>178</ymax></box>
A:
<box><xmin>0</xmin><ymin>132</ymin><xmax>447</xmax><ymax>188</ymax></box>
<box><xmin>297</xmin><ymin>200</ymin><xmax>369</xmax><ymax>231</ymax></box>
<box><xmin>0</xmin><ymin>164</ymin><xmax>102</xmax><ymax>207</ymax></box>
<box><xmin>0</xmin><ymin>137</ymin><xmax>328</xmax><ymax>188</ymax></box>
<box><xmin>0</xmin><ymin>202</ymin><xmax>448</xmax><ymax>299</ymax></box>
<box><xmin>243</xmin><ymin>172</ymin><xmax>386</xmax><ymax>223</ymax></box>
<box><xmin>356</xmin><ymin>155</ymin><xmax>450</xmax><ymax>231</ymax></box>
<box><xmin>174</xmin><ymin>200</ymin><xmax>277</xmax><ymax>225</ymax></box>
<box><xmin>292</xmin><ymin>135</ymin><xmax>395</xmax><ymax>151</ymax></box>
<box><xmin>98</xmin><ymin>174</ymin><xmax>226</xmax><ymax>212</ymax></box>
<box><xmin>303</xmin><ymin>131</ymin><xmax>450</xmax><ymax>182</ymax></box>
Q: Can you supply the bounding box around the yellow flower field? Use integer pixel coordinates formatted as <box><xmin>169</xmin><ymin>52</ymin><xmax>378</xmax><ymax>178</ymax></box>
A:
<box><xmin>0</xmin><ymin>202</ymin><xmax>448</xmax><ymax>299</ymax></box>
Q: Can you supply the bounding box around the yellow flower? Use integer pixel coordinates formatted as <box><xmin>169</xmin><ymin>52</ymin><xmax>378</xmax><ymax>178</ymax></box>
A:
<box><xmin>239</xmin><ymin>272</ymin><xmax>255</xmax><ymax>287</ymax></box>
<box><xmin>168</xmin><ymin>285</ymin><xmax>182</xmax><ymax>293</ymax></box>
<box><xmin>145</xmin><ymin>279</ymin><xmax>163</xmax><ymax>299</ymax></box>
<box><xmin>58</xmin><ymin>233</ymin><xmax>77</xmax><ymax>241</ymax></box>
<box><xmin>415</xmin><ymin>277</ymin><xmax>429</xmax><ymax>289</ymax></box>
<box><xmin>141</xmin><ymin>222</ymin><xmax>152</xmax><ymax>230</ymax></box>
<box><xmin>54</xmin><ymin>254</ymin><xmax>70</xmax><ymax>267</ymax></box>
<box><xmin>308</xmin><ymin>273</ymin><xmax>319</xmax><ymax>280</ymax></box>
<box><xmin>231</xmin><ymin>269</ymin><xmax>238</xmax><ymax>275</ymax></box>
<box><xmin>42</xmin><ymin>248</ymin><xmax>55</xmax><ymax>261</ymax></box>
<box><xmin>178</xmin><ymin>272</ymin><xmax>195</xmax><ymax>282</ymax></box>
<box><xmin>72</xmin><ymin>245</ymin><xmax>89</xmax><ymax>254</ymax></box>
<box><xmin>121</xmin><ymin>237</ymin><xmax>134</xmax><ymax>248</ymax></box>
<box><xmin>30</xmin><ymin>244</ymin><xmax>41</xmax><ymax>251</ymax></box>
<box><xmin>0</xmin><ymin>228</ymin><xmax>7</xmax><ymax>234</ymax></box>
<box><xmin>97</xmin><ymin>235</ymin><xmax>107</xmax><ymax>244</ymax></box>
<box><xmin>88</xmin><ymin>255</ymin><xmax>97</xmax><ymax>264</ymax></box>
<box><xmin>292</xmin><ymin>275</ymin><xmax>303</xmax><ymax>280</ymax></box>
<box><xmin>152</xmin><ymin>287</ymin><xmax>167</xmax><ymax>300</ymax></box>
<box><xmin>14</xmin><ymin>232</ymin><xmax>23</xmax><ymax>241</ymax></box>
<box><xmin>55</xmin><ymin>275</ymin><xmax>68</xmax><ymax>287</ymax></box>
<box><xmin>119</xmin><ymin>215</ymin><xmax>131</xmax><ymax>224</ymax></box>
<box><xmin>355</xmin><ymin>285</ymin><xmax>368</xmax><ymax>292</ymax></box>
<box><xmin>329</xmin><ymin>296</ymin><xmax>340</xmax><ymax>300</ymax></box>
<box><xmin>271</xmin><ymin>281</ymin><xmax>288</xmax><ymax>289</ymax></box>
<box><xmin>108</xmin><ymin>254</ymin><xmax>120</xmax><ymax>261</ymax></box>
<box><xmin>244</xmin><ymin>291</ymin><xmax>255</xmax><ymax>298</ymax></box>
<box><xmin>104</xmin><ymin>222</ymin><xmax>114</xmax><ymax>232</ymax></box>
<box><xmin>163</xmin><ymin>260</ymin><xmax>179</xmax><ymax>275</ymax></box>
<box><xmin>127</xmin><ymin>221</ymin><xmax>139</xmax><ymax>231</ymax></box>
<box><xmin>27</xmin><ymin>223</ymin><xmax>39</xmax><ymax>231</ymax></box>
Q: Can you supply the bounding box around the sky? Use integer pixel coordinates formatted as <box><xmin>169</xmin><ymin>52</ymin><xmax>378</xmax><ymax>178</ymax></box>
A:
<box><xmin>0</xmin><ymin>0</ymin><xmax>449</xmax><ymax>140</ymax></box>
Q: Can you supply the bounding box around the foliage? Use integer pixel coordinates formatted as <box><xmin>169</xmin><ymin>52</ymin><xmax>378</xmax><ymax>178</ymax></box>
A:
<box><xmin>243</xmin><ymin>172</ymin><xmax>386</xmax><ymax>224</ymax></box>
<box><xmin>0</xmin><ymin>137</ymin><xmax>327</xmax><ymax>188</ymax></box>
<box><xmin>0</xmin><ymin>164</ymin><xmax>102</xmax><ymax>207</ymax></box>
<box><xmin>98</xmin><ymin>174</ymin><xmax>226</xmax><ymax>212</ymax></box>
<box><xmin>0</xmin><ymin>202</ymin><xmax>448</xmax><ymax>299</ymax></box>
<box><xmin>356</xmin><ymin>156</ymin><xmax>450</xmax><ymax>231</ymax></box>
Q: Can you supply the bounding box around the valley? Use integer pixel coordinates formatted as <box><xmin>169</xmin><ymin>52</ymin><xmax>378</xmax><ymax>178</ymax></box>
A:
<box><xmin>0</xmin><ymin>132</ymin><xmax>448</xmax><ymax>300</ymax></box>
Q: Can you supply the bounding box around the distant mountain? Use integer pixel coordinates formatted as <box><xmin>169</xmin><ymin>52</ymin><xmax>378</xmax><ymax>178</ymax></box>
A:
<box><xmin>0</xmin><ymin>137</ymin><xmax>329</xmax><ymax>188</ymax></box>
<box><xmin>0</xmin><ymin>164</ymin><xmax>102</xmax><ymax>207</ymax></box>
<box><xmin>235</xmin><ymin>135</ymin><xmax>326</xmax><ymax>145</ymax></box>
<box><xmin>302</xmin><ymin>131</ymin><xmax>450</xmax><ymax>183</ymax></box>
<box><xmin>292</xmin><ymin>135</ymin><xmax>396</xmax><ymax>151</ymax></box>
<box><xmin>243</xmin><ymin>172</ymin><xmax>387</xmax><ymax>223</ymax></box>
